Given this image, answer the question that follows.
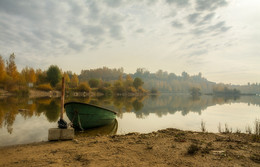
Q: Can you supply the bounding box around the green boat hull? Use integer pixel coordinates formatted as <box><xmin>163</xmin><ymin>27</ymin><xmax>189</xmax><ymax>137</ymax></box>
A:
<box><xmin>64</xmin><ymin>102</ymin><xmax>117</xmax><ymax>130</ymax></box>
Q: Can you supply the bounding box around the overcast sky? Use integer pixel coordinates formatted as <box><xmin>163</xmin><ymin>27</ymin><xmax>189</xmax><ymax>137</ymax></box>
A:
<box><xmin>0</xmin><ymin>0</ymin><xmax>259</xmax><ymax>84</ymax></box>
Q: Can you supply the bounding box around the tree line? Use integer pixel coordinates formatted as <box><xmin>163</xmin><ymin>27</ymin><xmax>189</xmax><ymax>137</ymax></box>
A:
<box><xmin>0</xmin><ymin>53</ymin><xmax>148</xmax><ymax>96</ymax></box>
<box><xmin>1</xmin><ymin>53</ymin><xmax>259</xmax><ymax>96</ymax></box>
<box><xmin>131</xmin><ymin>68</ymin><xmax>260</xmax><ymax>95</ymax></box>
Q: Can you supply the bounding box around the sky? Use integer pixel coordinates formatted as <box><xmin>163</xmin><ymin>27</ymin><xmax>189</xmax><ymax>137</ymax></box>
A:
<box><xmin>0</xmin><ymin>0</ymin><xmax>259</xmax><ymax>85</ymax></box>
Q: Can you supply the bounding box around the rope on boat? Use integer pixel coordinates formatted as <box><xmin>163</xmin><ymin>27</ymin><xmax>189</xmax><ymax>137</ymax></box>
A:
<box><xmin>77</xmin><ymin>114</ymin><xmax>84</xmax><ymax>131</ymax></box>
<box><xmin>68</xmin><ymin>110</ymin><xmax>84</xmax><ymax>131</ymax></box>
<box><xmin>68</xmin><ymin>110</ymin><xmax>77</xmax><ymax>128</ymax></box>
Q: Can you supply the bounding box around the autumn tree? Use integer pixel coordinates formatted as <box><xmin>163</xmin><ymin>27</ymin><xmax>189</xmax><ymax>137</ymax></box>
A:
<box><xmin>70</xmin><ymin>73</ymin><xmax>79</xmax><ymax>88</ymax></box>
<box><xmin>46</xmin><ymin>65</ymin><xmax>62</xmax><ymax>87</ymax></box>
<box><xmin>77</xmin><ymin>82</ymin><xmax>91</xmax><ymax>92</ymax></box>
<box><xmin>63</xmin><ymin>72</ymin><xmax>70</xmax><ymax>85</ymax></box>
<box><xmin>124</xmin><ymin>75</ymin><xmax>133</xmax><ymax>87</ymax></box>
<box><xmin>113</xmin><ymin>80</ymin><xmax>124</xmax><ymax>94</ymax></box>
<box><xmin>133</xmin><ymin>77</ymin><xmax>144</xmax><ymax>89</ymax></box>
<box><xmin>21</xmin><ymin>67</ymin><xmax>36</xmax><ymax>84</ymax></box>
<box><xmin>35</xmin><ymin>69</ymin><xmax>47</xmax><ymax>85</ymax></box>
<box><xmin>124</xmin><ymin>75</ymin><xmax>136</xmax><ymax>94</ymax></box>
<box><xmin>6</xmin><ymin>53</ymin><xmax>19</xmax><ymax>82</ymax></box>
<box><xmin>0</xmin><ymin>55</ymin><xmax>6</xmax><ymax>83</ymax></box>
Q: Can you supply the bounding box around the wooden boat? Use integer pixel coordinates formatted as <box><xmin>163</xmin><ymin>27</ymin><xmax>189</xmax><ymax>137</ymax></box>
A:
<box><xmin>64</xmin><ymin>102</ymin><xmax>117</xmax><ymax>130</ymax></box>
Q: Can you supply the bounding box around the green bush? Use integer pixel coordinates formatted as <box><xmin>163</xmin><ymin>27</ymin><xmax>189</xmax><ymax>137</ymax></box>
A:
<box><xmin>88</xmin><ymin>78</ymin><xmax>100</xmax><ymax>88</ymax></box>
<box><xmin>102</xmin><ymin>82</ymin><xmax>111</xmax><ymax>88</ymax></box>
<box><xmin>37</xmin><ymin>83</ymin><xmax>53</xmax><ymax>91</ymax></box>
<box><xmin>97</xmin><ymin>87</ymin><xmax>112</xmax><ymax>96</ymax></box>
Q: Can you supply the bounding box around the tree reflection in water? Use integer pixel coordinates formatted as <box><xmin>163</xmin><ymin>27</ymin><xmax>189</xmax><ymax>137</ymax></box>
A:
<box><xmin>0</xmin><ymin>97</ymin><xmax>60</xmax><ymax>133</ymax></box>
<box><xmin>0</xmin><ymin>95</ymin><xmax>260</xmax><ymax>133</ymax></box>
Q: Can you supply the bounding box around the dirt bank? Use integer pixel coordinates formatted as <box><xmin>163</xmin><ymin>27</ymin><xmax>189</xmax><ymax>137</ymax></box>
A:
<box><xmin>0</xmin><ymin>128</ymin><xmax>259</xmax><ymax>167</ymax></box>
<box><xmin>29</xmin><ymin>90</ymin><xmax>61</xmax><ymax>98</ymax></box>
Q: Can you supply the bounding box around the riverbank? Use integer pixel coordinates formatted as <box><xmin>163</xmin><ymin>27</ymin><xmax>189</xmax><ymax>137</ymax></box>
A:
<box><xmin>0</xmin><ymin>128</ymin><xmax>259</xmax><ymax>167</ymax></box>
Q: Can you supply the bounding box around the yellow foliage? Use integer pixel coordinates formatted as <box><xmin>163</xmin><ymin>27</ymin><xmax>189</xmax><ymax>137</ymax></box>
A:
<box><xmin>21</xmin><ymin>67</ymin><xmax>36</xmax><ymax>83</ymax></box>
<box><xmin>6</xmin><ymin>53</ymin><xmax>19</xmax><ymax>82</ymax></box>
<box><xmin>70</xmin><ymin>74</ymin><xmax>79</xmax><ymax>88</ymax></box>
<box><xmin>63</xmin><ymin>73</ymin><xmax>70</xmax><ymax>85</ymax></box>
<box><xmin>37</xmin><ymin>83</ymin><xmax>53</xmax><ymax>91</ymax></box>
<box><xmin>77</xmin><ymin>82</ymin><xmax>91</xmax><ymax>92</ymax></box>
<box><xmin>0</xmin><ymin>56</ymin><xmax>6</xmax><ymax>83</ymax></box>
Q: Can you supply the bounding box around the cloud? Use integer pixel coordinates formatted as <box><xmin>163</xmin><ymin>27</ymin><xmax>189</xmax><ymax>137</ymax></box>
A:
<box><xmin>0</xmin><ymin>0</ymin><xmax>128</xmax><ymax>55</ymax></box>
<box><xmin>81</xmin><ymin>25</ymin><xmax>105</xmax><ymax>39</ymax></box>
<box><xmin>203</xmin><ymin>13</ymin><xmax>215</xmax><ymax>22</ymax></box>
<box><xmin>187</xmin><ymin>13</ymin><xmax>201</xmax><ymax>24</ymax></box>
<box><xmin>86</xmin><ymin>0</ymin><xmax>100</xmax><ymax>21</ymax></box>
<box><xmin>191</xmin><ymin>21</ymin><xmax>231</xmax><ymax>36</ymax></box>
<box><xmin>166</xmin><ymin>0</ymin><xmax>190</xmax><ymax>7</ymax></box>
<box><xmin>0</xmin><ymin>0</ymin><xmax>236</xmax><ymax>77</ymax></box>
<box><xmin>100</xmin><ymin>13</ymin><xmax>125</xmax><ymax>40</ymax></box>
<box><xmin>171</xmin><ymin>21</ymin><xmax>183</xmax><ymax>28</ymax></box>
<box><xmin>68</xmin><ymin>41</ymin><xmax>85</xmax><ymax>51</ymax></box>
<box><xmin>0</xmin><ymin>0</ymin><xmax>46</xmax><ymax>21</ymax></box>
<box><xmin>136</xmin><ymin>28</ymin><xmax>145</xmax><ymax>33</ymax></box>
<box><xmin>195</xmin><ymin>0</ymin><xmax>228</xmax><ymax>11</ymax></box>
<box><xmin>191</xmin><ymin>12</ymin><xmax>216</xmax><ymax>26</ymax></box>
<box><xmin>207</xmin><ymin>21</ymin><xmax>231</xmax><ymax>32</ymax></box>
<box><xmin>189</xmin><ymin>50</ymin><xmax>208</xmax><ymax>57</ymax></box>
<box><xmin>103</xmin><ymin>0</ymin><xmax>123</xmax><ymax>8</ymax></box>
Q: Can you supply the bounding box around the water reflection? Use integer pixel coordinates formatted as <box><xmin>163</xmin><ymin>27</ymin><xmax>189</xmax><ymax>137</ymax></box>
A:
<box><xmin>0</xmin><ymin>97</ymin><xmax>60</xmax><ymax>134</ymax></box>
<box><xmin>1</xmin><ymin>95</ymin><xmax>260</xmax><ymax>134</ymax></box>
<box><xmin>75</xmin><ymin>119</ymin><xmax>118</xmax><ymax>137</ymax></box>
<box><xmin>0</xmin><ymin>95</ymin><xmax>259</xmax><ymax>140</ymax></box>
<box><xmin>36</xmin><ymin>99</ymin><xmax>60</xmax><ymax>122</ymax></box>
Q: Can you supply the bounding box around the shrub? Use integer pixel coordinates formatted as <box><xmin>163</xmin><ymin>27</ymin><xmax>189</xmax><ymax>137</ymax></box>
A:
<box><xmin>88</xmin><ymin>78</ymin><xmax>100</xmax><ymax>88</ymax></box>
<box><xmin>37</xmin><ymin>83</ymin><xmax>53</xmax><ymax>91</ymax></box>
<box><xmin>187</xmin><ymin>144</ymin><xmax>200</xmax><ymax>155</ymax></box>
<box><xmin>137</xmin><ymin>87</ymin><xmax>148</xmax><ymax>94</ymax></box>
<box><xmin>97</xmin><ymin>87</ymin><xmax>112</xmax><ymax>96</ymax></box>
<box><xmin>113</xmin><ymin>81</ymin><xmax>125</xmax><ymax>94</ymax></box>
<box><xmin>126</xmin><ymin>86</ymin><xmax>136</xmax><ymax>94</ymax></box>
<box><xmin>102</xmin><ymin>82</ymin><xmax>111</xmax><ymax>88</ymax></box>
<box><xmin>55</xmin><ymin>81</ymin><xmax>62</xmax><ymax>91</ymax></box>
<box><xmin>77</xmin><ymin>82</ymin><xmax>91</xmax><ymax>92</ymax></box>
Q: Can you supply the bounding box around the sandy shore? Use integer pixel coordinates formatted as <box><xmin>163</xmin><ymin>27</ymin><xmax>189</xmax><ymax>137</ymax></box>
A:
<box><xmin>0</xmin><ymin>128</ymin><xmax>259</xmax><ymax>167</ymax></box>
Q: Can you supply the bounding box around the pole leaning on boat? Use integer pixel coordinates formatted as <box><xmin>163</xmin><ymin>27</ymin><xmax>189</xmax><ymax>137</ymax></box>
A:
<box><xmin>48</xmin><ymin>77</ymin><xmax>74</xmax><ymax>141</ymax></box>
<box><xmin>58</xmin><ymin>77</ymin><xmax>67</xmax><ymax>128</ymax></box>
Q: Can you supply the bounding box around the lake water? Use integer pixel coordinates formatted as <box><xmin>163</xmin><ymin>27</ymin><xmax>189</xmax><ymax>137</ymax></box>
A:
<box><xmin>0</xmin><ymin>95</ymin><xmax>259</xmax><ymax>147</ymax></box>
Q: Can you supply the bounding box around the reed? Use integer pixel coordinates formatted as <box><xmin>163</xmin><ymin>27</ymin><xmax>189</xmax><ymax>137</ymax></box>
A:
<box><xmin>254</xmin><ymin>119</ymin><xmax>260</xmax><ymax>135</ymax></box>
<box><xmin>245</xmin><ymin>125</ymin><xmax>252</xmax><ymax>134</ymax></box>
<box><xmin>200</xmin><ymin>120</ymin><xmax>206</xmax><ymax>133</ymax></box>
<box><xmin>218</xmin><ymin>123</ymin><xmax>222</xmax><ymax>133</ymax></box>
